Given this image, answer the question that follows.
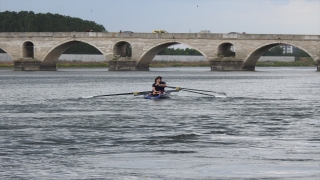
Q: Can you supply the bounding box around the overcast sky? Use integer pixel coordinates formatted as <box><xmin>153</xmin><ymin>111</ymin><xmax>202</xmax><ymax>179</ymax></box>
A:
<box><xmin>1</xmin><ymin>0</ymin><xmax>319</xmax><ymax>35</ymax></box>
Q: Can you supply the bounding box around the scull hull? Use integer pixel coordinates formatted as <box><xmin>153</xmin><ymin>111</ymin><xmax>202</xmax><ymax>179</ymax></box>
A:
<box><xmin>144</xmin><ymin>93</ymin><xmax>170</xmax><ymax>100</ymax></box>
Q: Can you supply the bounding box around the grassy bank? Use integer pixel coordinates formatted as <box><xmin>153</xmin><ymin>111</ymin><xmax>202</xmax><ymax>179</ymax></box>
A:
<box><xmin>0</xmin><ymin>57</ymin><xmax>316</xmax><ymax>68</ymax></box>
<box><xmin>0</xmin><ymin>61</ymin><xmax>13</xmax><ymax>68</ymax></box>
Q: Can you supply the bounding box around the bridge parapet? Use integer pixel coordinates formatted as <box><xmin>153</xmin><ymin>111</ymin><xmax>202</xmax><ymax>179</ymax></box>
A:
<box><xmin>0</xmin><ymin>32</ymin><xmax>319</xmax><ymax>40</ymax></box>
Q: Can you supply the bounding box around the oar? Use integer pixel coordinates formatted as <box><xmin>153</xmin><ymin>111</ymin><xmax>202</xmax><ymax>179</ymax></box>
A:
<box><xmin>165</xmin><ymin>89</ymin><xmax>180</xmax><ymax>93</ymax></box>
<box><xmin>81</xmin><ymin>91</ymin><xmax>151</xmax><ymax>99</ymax></box>
<box><xmin>167</xmin><ymin>86</ymin><xmax>226</xmax><ymax>95</ymax></box>
<box><xmin>181</xmin><ymin>89</ymin><xmax>216</xmax><ymax>97</ymax></box>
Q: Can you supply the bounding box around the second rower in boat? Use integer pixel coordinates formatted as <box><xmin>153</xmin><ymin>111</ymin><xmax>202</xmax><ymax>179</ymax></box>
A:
<box><xmin>152</xmin><ymin>76</ymin><xmax>166</xmax><ymax>95</ymax></box>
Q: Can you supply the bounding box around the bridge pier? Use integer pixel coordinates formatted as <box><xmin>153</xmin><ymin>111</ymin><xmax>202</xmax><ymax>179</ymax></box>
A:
<box><xmin>14</xmin><ymin>58</ymin><xmax>57</xmax><ymax>71</ymax></box>
<box><xmin>108</xmin><ymin>60</ymin><xmax>137</xmax><ymax>71</ymax></box>
<box><xmin>14</xmin><ymin>58</ymin><xmax>42</xmax><ymax>71</ymax></box>
<box><xmin>136</xmin><ymin>64</ymin><xmax>150</xmax><ymax>71</ymax></box>
<box><xmin>108</xmin><ymin>57</ymin><xmax>149</xmax><ymax>71</ymax></box>
<box><xmin>315</xmin><ymin>59</ymin><xmax>320</xmax><ymax>71</ymax></box>
<box><xmin>108</xmin><ymin>61</ymin><xmax>149</xmax><ymax>71</ymax></box>
<box><xmin>41</xmin><ymin>63</ymin><xmax>57</xmax><ymax>71</ymax></box>
<box><xmin>209</xmin><ymin>58</ymin><xmax>254</xmax><ymax>71</ymax></box>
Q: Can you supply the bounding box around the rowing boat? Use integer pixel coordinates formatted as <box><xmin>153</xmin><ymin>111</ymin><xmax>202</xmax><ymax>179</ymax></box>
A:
<box><xmin>143</xmin><ymin>92</ymin><xmax>171</xmax><ymax>100</ymax></box>
<box><xmin>81</xmin><ymin>87</ymin><xmax>225</xmax><ymax>99</ymax></box>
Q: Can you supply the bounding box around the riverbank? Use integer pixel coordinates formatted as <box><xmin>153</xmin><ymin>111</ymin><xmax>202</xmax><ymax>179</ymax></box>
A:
<box><xmin>0</xmin><ymin>57</ymin><xmax>316</xmax><ymax>68</ymax></box>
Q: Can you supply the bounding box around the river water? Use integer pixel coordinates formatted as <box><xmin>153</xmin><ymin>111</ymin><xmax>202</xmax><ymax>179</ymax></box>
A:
<box><xmin>0</xmin><ymin>67</ymin><xmax>319</xmax><ymax>179</ymax></box>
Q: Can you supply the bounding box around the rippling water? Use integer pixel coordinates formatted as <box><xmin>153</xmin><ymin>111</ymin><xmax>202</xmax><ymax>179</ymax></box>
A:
<box><xmin>1</xmin><ymin>67</ymin><xmax>319</xmax><ymax>179</ymax></box>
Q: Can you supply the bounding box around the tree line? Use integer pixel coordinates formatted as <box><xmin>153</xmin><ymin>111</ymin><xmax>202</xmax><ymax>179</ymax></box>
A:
<box><xmin>0</xmin><ymin>11</ymin><xmax>105</xmax><ymax>32</ymax></box>
<box><xmin>158</xmin><ymin>48</ymin><xmax>202</xmax><ymax>56</ymax></box>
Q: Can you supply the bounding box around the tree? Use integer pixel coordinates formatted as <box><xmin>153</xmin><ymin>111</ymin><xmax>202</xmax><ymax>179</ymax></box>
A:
<box><xmin>63</xmin><ymin>42</ymin><xmax>102</xmax><ymax>54</ymax></box>
<box><xmin>0</xmin><ymin>11</ymin><xmax>106</xmax><ymax>32</ymax></box>
<box><xmin>263</xmin><ymin>46</ymin><xmax>283</xmax><ymax>56</ymax></box>
<box><xmin>158</xmin><ymin>47</ymin><xmax>202</xmax><ymax>55</ymax></box>
<box><xmin>293</xmin><ymin>49</ymin><xmax>310</xmax><ymax>57</ymax></box>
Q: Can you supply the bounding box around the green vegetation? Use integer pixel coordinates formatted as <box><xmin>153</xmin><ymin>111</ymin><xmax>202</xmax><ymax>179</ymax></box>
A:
<box><xmin>0</xmin><ymin>61</ymin><xmax>13</xmax><ymax>68</ymax></box>
<box><xmin>158</xmin><ymin>48</ymin><xmax>202</xmax><ymax>55</ymax></box>
<box><xmin>0</xmin><ymin>11</ymin><xmax>105</xmax><ymax>32</ymax></box>
<box><xmin>0</xmin><ymin>11</ymin><xmax>106</xmax><ymax>54</ymax></box>
<box><xmin>63</xmin><ymin>42</ymin><xmax>102</xmax><ymax>54</ymax></box>
<box><xmin>263</xmin><ymin>46</ymin><xmax>284</xmax><ymax>56</ymax></box>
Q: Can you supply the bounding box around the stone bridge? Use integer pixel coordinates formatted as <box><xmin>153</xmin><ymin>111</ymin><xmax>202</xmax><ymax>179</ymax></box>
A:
<box><xmin>0</xmin><ymin>32</ymin><xmax>319</xmax><ymax>71</ymax></box>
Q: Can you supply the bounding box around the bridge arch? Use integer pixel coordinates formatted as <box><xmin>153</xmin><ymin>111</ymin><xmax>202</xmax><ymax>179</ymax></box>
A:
<box><xmin>0</xmin><ymin>47</ymin><xmax>14</xmax><ymax>61</ymax></box>
<box><xmin>217</xmin><ymin>42</ymin><xmax>236</xmax><ymax>57</ymax></box>
<box><xmin>243</xmin><ymin>41</ymin><xmax>316</xmax><ymax>68</ymax></box>
<box><xmin>243</xmin><ymin>42</ymin><xmax>280</xmax><ymax>68</ymax></box>
<box><xmin>136</xmin><ymin>41</ymin><xmax>208</xmax><ymax>68</ymax></box>
<box><xmin>113</xmin><ymin>41</ymin><xmax>132</xmax><ymax>58</ymax></box>
<box><xmin>22</xmin><ymin>41</ymin><xmax>34</xmax><ymax>58</ymax></box>
<box><xmin>41</xmin><ymin>39</ymin><xmax>105</xmax><ymax>70</ymax></box>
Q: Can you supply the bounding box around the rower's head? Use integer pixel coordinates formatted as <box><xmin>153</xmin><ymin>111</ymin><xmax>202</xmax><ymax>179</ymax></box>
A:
<box><xmin>155</xmin><ymin>76</ymin><xmax>162</xmax><ymax>82</ymax></box>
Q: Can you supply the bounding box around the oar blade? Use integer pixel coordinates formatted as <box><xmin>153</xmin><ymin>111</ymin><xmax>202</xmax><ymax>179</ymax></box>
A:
<box><xmin>81</xmin><ymin>96</ymin><xmax>94</xmax><ymax>99</ymax></box>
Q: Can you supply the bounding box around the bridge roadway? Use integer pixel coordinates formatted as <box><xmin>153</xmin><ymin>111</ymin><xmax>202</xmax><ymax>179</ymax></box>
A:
<box><xmin>0</xmin><ymin>32</ymin><xmax>319</xmax><ymax>71</ymax></box>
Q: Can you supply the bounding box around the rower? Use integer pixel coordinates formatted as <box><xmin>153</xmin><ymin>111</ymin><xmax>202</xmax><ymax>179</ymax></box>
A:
<box><xmin>152</xmin><ymin>76</ymin><xmax>166</xmax><ymax>95</ymax></box>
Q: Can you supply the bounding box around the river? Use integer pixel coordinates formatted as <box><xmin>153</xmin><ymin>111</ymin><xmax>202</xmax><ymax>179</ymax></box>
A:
<box><xmin>0</xmin><ymin>67</ymin><xmax>319</xmax><ymax>179</ymax></box>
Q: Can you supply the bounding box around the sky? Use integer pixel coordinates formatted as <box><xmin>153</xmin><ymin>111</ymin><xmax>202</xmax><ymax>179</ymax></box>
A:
<box><xmin>0</xmin><ymin>0</ymin><xmax>319</xmax><ymax>35</ymax></box>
